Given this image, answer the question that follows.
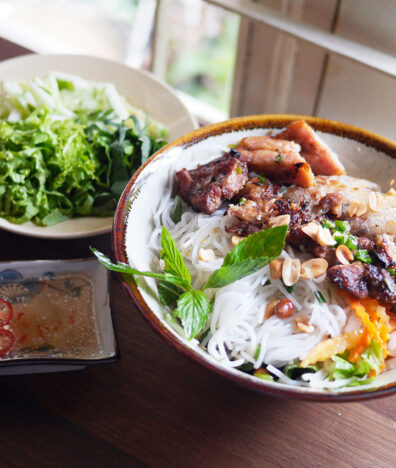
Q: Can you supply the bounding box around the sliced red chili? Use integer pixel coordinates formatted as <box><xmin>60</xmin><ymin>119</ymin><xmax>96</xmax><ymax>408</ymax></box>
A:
<box><xmin>0</xmin><ymin>329</ymin><xmax>15</xmax><ymax>355</ymax></box>
<box><xmin>0</xmin><ymin>299</ymin><xmax>12</xmax><ymax>326</ymax></box>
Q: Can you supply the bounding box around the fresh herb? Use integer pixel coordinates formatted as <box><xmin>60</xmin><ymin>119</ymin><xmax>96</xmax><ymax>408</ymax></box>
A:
<box><xmin>170</xmin><ymin>195</ymin><xmax>183</xmax><ymax>224</ymax></box>
<box><xmin>204</xmin><ymin>225</ymin><xmax>288</xmax><ymax>289</ymax></box>
<box><xmin>239</xmin><ymin>197</ymin><xmax>247</xmax><ymax>205</ymax></box>
<box><xmin>262</xmin><ymin>279</ymin><xmax>271</xmax><ymax>286</ymax></box>
<box><xmin>0</xmin><ymin>109</ymin><xmax>166</xmax><ymax>225</ymax></box>
<box><xmin>173</xmin><ymin>290</ymin><xmax>211</xmax><ymax>340</ymax></box>
<box><xmin>314</xmin><ymin>290</ymin><xmax>326</xmax><ymax>304</ymax></box>
<box><xmin>326</xmin><ymin>340</ymin><xmax>383</xmax><ymax>383</ymax></box>
<box><xmin>257</xmin><ymin>175</ymin><xmax>266</xmax><ymax>185</ymax></box>
<box><xmin>354</xmin><ymin>249</ymin><xmax>372</xmax><ymax>263</ymax></box>
<box><xmin>285</xmin><ymin>285</ymin><xmax>295</xmax><ymax>293</ymax></box>
<box><xmin>275</xmin><ymin>153</ymin><xmax>282</xmax><ymax>164</ymax></box>
<box><xmin>92</xmin><ymin>225</ymin><xmax>287</xmax><ymax>340</ymax></box>
<box><xmin>321</xmin><ymin>219</ymin><xmax>335</xmax><ymax>230</ymax></box>
<box><xmin>228</xmin><ymin>143</ymin><xmax>236</xmax><ymax>149</ymax></box>
<box><xmin>236</xmin><ymin>166</ymin><xmax>242</xmax><ymax>175</ymax></box>
<box><xmin>388</xmin><ymin>268</ymin><xmax>396</xmax><ymax>277</ymax></box>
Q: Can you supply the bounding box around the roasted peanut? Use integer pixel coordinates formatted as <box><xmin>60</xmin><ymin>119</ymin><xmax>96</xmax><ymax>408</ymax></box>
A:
<box><xmin>348</xmin><ymin>199</ymin><xmax>367</xmax><ymax>217</ymax></box>
<box><xmin>231</xmin><ymin>235</ymin><xmax>244</xmax><ymax>246</ymax></box>
<box><xmin>301</xmin><ymin>222</ymin><xmax>319</xmax><ymax>240</ymax></box>
<box><xmin>282</xmin><ymin>258</ymin><xmax>301</xmax><ymax>286</ymax></box>
<box><xmin>335</xmin><ymin>245</ymin><xmax>354</xmax><ymax>265</ymax></box>
<box><xmin>295</xmin><ymin>316</ymin><xmax>315</xmax><ymax>333</ymax></box>
<box><xmin>264</xmin><ymin>298</ymin><xmax>280</xmax><ymax>320</ymax></box>
<box><xmin>274</xmin><ymin>299</ymin><xmax>294</xmax><ymax>319</ymax></box>
<box><xmin>268</xmin><ymin>214</ymin><xmax>291</xmax><ymax>228</ymax></box>
<box><xmin>198</xmin><ymin>248</ymin><xmax>216</xmax><ymax>262</ymax></box>
<box><xmin>316</xmin><ymin>226</ymin><xmax>336</xmax><ymax>247</ymax></box>
<box><xmin>300</xmin><ymin>258</ymin><xmax>328</xmax><ymax>279</ymax></box>
<box><xmin>269</xmin><ymin>258</ymin><xmax>283</xmax><ymax>280</ymax></box>
<box><xmin>368</xmin><ymin>192</ymin><xmax>384</xmax><ymax>212</ymax></box>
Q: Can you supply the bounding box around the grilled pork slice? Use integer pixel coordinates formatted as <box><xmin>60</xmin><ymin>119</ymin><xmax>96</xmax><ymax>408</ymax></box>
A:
<box><xmin>226</xmin><ymin>177</ymin><xmax>312</xmax><ymax>237</ymax></box>
<box><xmin>276</xmin><ymin>120</ymin><xmax>345</xmax><ymax>176</ymax></box>
<box><xmin>236</xmin><ymin>136</ymin><xmax>314</xmax><ymax>188</ymax></box>
<box><xmin>175</xmin><ymin>151</ymin><xmax>248</xmax><ymax>215</ymax></box>
<box><xmin>327</xmin><ymin>263</ymin><xmax>396</xmax><ymax>312</ymax></box>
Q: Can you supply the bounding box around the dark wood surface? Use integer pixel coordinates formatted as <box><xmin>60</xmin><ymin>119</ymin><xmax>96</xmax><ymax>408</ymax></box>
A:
<box><xmin>0</xmin><ymin>39</ymin><xmax>395</xmax><ymax>468</ymax></box>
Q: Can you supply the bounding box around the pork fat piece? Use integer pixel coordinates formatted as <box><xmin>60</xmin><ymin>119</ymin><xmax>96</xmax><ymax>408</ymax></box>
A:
<box><xmin>276</xmin><ymin>120</ymin><xmax>345</xmax><ymax>176</ymax></box>
<box><xmin>175</xmin><ymin>151</ymin><xmax>248</xmax><ymax>215</ymax></box>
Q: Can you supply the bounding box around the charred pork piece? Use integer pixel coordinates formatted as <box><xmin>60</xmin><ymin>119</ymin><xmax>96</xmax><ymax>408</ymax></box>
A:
<box><xmin>276</xmin><ymin>120</ymin><xmax>345</xmax><ymax>176</ymax></box>
<box><xmin>286</xmin><ymin>175</ymin><xmax>396</xmax><ymax>241</ymax></box>
<box><xmin>236</xmin><ymin>136</ymin><xmax>314</xmax><ymax>188</ymax></box>
<box><xmin>225</xmin><ymin>177</ymin><xmax>311</xmax><ymax>236</ymax></box>
<box><xmin>327</xmin><ymin>263</ymin><xmax>368</xmax><ymax>299</ymax></box>
<box><xmin>175</xmin><ymin>151</ymin><xmax>248</xmax><ymax>215</ymax></box>
<box><xmin>374</xmin><ymin>234</ymin><xmax>396</xmax><ymax>269</ymax></box>
<box><xmin>327</xmin><ymin>262</ymin><xmax>396</xmax><ymax>309</ymax></box>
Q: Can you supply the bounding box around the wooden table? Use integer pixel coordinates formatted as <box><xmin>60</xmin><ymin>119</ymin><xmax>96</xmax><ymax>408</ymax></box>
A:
<box><xmin>0</xmin><ymin>40</ymin><xmax>395</xmax><ymax>468</ymax></box>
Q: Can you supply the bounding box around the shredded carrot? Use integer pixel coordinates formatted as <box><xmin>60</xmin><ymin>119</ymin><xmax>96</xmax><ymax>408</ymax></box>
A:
<box><xmin>342</xmin><ymin>293</ymin><xmax>390</xmax><ymax>362</ymax></box>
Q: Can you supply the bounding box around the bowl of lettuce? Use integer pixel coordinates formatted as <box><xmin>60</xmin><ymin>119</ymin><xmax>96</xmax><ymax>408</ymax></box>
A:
<box><xmin>0</xmin><ymin>54</ymin><xmax>197</xmax><ymax>238</ymax></box>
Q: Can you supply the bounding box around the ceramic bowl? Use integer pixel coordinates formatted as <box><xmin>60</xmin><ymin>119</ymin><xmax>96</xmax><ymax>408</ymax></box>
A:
<box><xmin>113</xmin><ymin>115</ymin><xmax>396</xmax><ymax>401</ymax></box>
<box><xmin>0</xmin><ymin>54</ymin><xmax>197</xmax><ymax>238</ymax></box>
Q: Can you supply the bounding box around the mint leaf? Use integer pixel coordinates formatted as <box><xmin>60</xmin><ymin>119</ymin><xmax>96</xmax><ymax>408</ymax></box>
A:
<box><xmin>91</xmin><ymin>247</ymin><xmax>191</xmax><ymax>290</ymax></box>
<box><xmin>204</xmin><ymin>226</ymin><xmax>287</xmax><ymax>289</ymax></box>
<box><xmin>223</xmin><ymin>225</ymin><xmax>287</xmax><ymax>266</ymax></box>
<box><xmin>174</xmin><ymin>290</ymin><xmax>211</xmax><ymax>339</ymax></box>
<box><xmin>204</xmin><ymin>257</ymin><xmax>273</xmax><ymax>289</ymax></box>
<box><xmin>160</xmin><ymin>226</ymin><xmax>191</xmax><ymax>283</ymax></box>
<box><xmin>170</xmin><ymin>195</ymin><xmax>183</xmax><ymax>224</ymax></box>
<box><xmin>157</xmin><ymin>280</ymin><xmax>182</xmax><ymax>306</ymax></box>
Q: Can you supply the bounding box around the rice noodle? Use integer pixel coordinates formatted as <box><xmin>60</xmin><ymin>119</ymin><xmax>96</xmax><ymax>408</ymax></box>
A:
<box><xmin>148</xmin><ymin>179</ymin><xmax>351</xmax><ymax>388</ymax></box>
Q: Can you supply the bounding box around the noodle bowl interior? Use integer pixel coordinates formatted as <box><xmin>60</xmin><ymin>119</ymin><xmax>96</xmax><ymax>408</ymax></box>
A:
<box><xmin>125</xmin><ymin>122</ymin><xmax>396</xmax><ymax>393</ymax></box>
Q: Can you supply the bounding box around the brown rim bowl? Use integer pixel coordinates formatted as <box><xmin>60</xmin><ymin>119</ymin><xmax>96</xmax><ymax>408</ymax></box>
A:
<box><xmin>112</xmin><ymin>114</ymin><xmax>396</xmax><ymax>402</ymax></box>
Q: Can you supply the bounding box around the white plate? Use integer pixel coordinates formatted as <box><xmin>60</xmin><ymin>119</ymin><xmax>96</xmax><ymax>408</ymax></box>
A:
<box><xmin>0</xmin><ymin>54</ymin><xmax>197</xmax><ymax>238</ymax></box>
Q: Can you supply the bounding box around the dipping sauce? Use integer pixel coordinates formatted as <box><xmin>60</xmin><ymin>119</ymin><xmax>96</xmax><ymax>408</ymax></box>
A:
<box><xmin>0</xmin><ymin>273</ymin><xmax>101</xmax><ymax>359</ymax></box>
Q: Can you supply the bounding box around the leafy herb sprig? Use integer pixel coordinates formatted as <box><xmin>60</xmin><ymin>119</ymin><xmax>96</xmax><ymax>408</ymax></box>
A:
<box><xmin>92</xmin><ymin>224</ymin><xmax>287</xmax><ymax>339</ymax></box>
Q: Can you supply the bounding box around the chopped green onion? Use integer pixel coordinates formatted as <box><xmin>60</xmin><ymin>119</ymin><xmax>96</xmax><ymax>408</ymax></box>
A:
<box><xmin>275</xmin><ymin>153</ymin><xmax>282</xmax><ymax>164</ymax></box>
<box><xmin>354</xmin><ymin>249</ymin><xmax>372</xmax><ymax>263</ymax></box>
<box><xmin>236</xmin><ymin>166</ymin><xmax>242</xmax><ymax>175</ymax></box>
<box><xmin>346</xmin><ymin>234</ymin><xmax>359</xmax><ymax>251</ymax></box>
<box><xmin>388</xmin><ymin>268</ymin><xmax>396</xmax><ymax>277</ymax></box>
<box><xmin>335</xmin><ymin>220</ymin><xmax>350</xmax><ymax>232</ymax></box>
<box><xmin>228</xmin><ymin>143</ymin><xmax>237</xmax><ymax>149</ymax></box>
<box><xmin>285</xmin><ymin>285</ymin><xmax>294</xmax><ymax>293</ymax></box>
<box><xmin>239</xmin><ymin>197</ymin><xmax>247</xmax><ymax>205</ymax></box>
<box><xmin>385</xmin><ymin>278</ymin><xmax>396</xmax><ymax>293</ymax></box>
<box><xmin>255</xmin><ymin>344</ymin><xmax>262</xmax><ymax>359</ymax></box>
<box><xmin>333</xmin><ymin>231</ymin><xmax>347</xmax><ymax>245</ymax></box>
<box><xmin>321</xmin><ymin>219</ymin><xmax>335</xmax><ymax>230</ymax></box>
<box><xmin>263</xmin><ymin>278</ymin><xmax>271</xmax><ymax>286</ymax></box>
<box><xmin>314</xmin><ymin>290</ymin><xmax>326</xmax><ymax>304</ymax></box>
<box><xmin>257</xmin><ymin>175</ymin><xmax>266</xmax><ymax>185</ymax></box>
